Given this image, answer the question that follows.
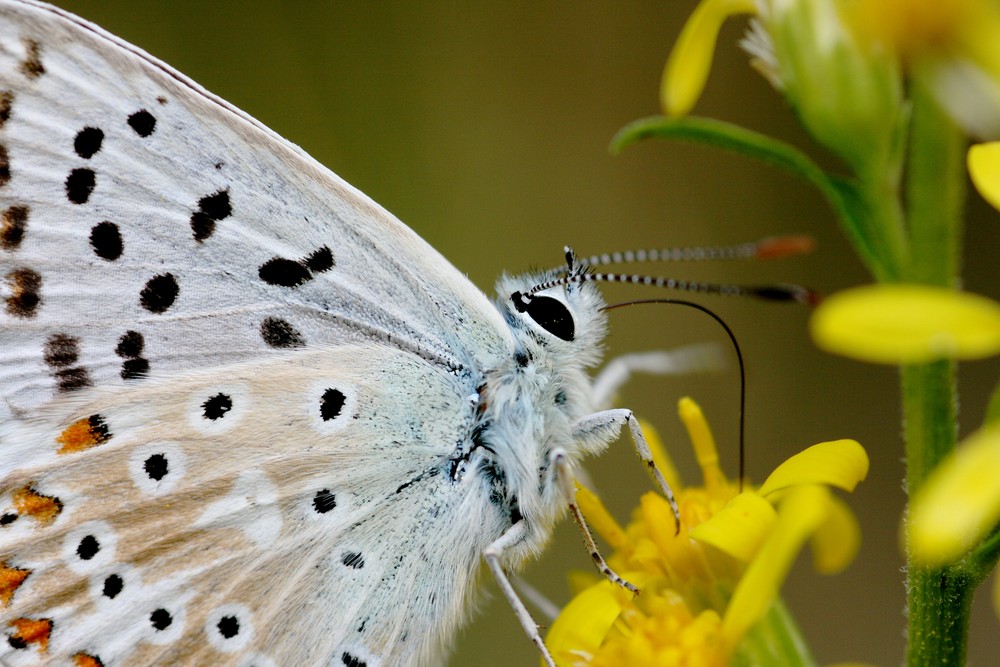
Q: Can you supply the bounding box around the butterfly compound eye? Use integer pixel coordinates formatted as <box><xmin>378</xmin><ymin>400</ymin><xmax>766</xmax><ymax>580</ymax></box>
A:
<box><xmin>511</xmin><ymin>292</ymin><xmax>575</xmax><ymax>341</ymax></box>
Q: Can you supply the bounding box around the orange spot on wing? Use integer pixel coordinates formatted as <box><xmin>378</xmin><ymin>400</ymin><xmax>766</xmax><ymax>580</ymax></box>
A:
<box><xmin>73</xmin><ymin>652</ymin><xmax>105</xmax><ymax>667</ymax></box>
<box><xmin>12</xmin><ymin>486</ymin><xmax>62</xmax><ymax>525</ymax></box>
<box><xmin>0</xmin><ymin>562</ymin><xmax>30</xmax><ymax>607</ymax></box>
<box><xmin>56</xmin><ymin>414</ymin><xmax>111</xmax><ymax>454</ymax></box>
<box><xmin>8</xmin><ymin>617</ymin><xmax>51</xmax><ymax>653</ymax></box>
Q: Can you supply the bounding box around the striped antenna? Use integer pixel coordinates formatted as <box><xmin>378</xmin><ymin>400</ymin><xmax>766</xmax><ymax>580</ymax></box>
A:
<box><xmin>582</xmin><ymin>235</ymin><xmax>815</xmax><ymax>267</ymax></box>
<box><xmin>523</xmin><ymin>271</ymin><xmax>819</xmax><ymax>305</ymax></box>
<box><xmin>518</xmin><ymin>235</ymin><xmax>820</xmax><ymax>306</ymax></box>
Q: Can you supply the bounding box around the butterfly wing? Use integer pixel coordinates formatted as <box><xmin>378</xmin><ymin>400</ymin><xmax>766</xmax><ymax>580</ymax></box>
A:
<box><xmin>0</xmin><ymin>0</ymin><xmax>512</xmax><ymax>422</ymax></box>
<box><xmin>0</xmin><ymin>1</ymin><xmax>519</xmax><ymax>665</ymax></box>
<box><xmin>1</xmin><ymin>345</ymin><xmax>504</xmax><ymax>665</ymax></box>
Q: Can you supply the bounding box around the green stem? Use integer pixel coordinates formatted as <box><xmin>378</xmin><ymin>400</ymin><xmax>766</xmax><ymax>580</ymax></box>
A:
<box><xmin>904</xmin><ymin>83</ymin><xmax>966</xmax><ymax>285</ymax></box>
<box><xmin>905</xmin><ymin>563</ymin><xmax>975</xmax><ymax>667</ymax></box>
<box><xmin>735</xmin><ymin>598</ymin><xmax>817</xmax><ymax>667</ymax></box>
<box><xmin>852</xmin><ymin>173</ymin><xmax>908</xmax><ymax>281</ymax></box>
<box><xmin>901</xmin><ymin>80</ymin><xmax>968</xmax><ymax>667</ymax></box>
<box><xmin>901</xmin><ymin>362</ymin><xmax>964</xmax><ymax>667</ymax></box>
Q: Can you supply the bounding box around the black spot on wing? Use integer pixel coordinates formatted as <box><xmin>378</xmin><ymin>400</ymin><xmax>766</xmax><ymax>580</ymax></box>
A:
<box><xmin>115</xmin><ymin>330</ymin><xmax>149</xmax><ymax>380</ymax></box>
<box><xmin>127</xmin><ymin>110</ymin><xmax>156</xmax><ymax>137</ymax></box>
<box><xmin>312</xmin><ymin>489</ymin><xmax>336</xmax><ymax>514</ymax></box>
<box><xmin>102</xmin><ymin>574</ymin><xmax>123</xmax><ymax>599</ymax></box>
<box><xmin>86</xmin><ymin>415</ymin><xmax>112</xmax><ymax>443</ymax></box>
<box><xmin>66</xmin><ymin>168</ymin><xmax>96</xmax><ymax>204</ymax></box>
<box><xmin>0</xmin><ymin>145</ymin><xmax>10</xmax><ymax>186</ymax></box>
<box><xmin>120</xmin><ymin>358</ymin><xmax>149</xmax><ymax>379</ymax></box>
<box><xmin>74</xmin><ymin>127</ymin><xmax>104</xmax><ymax>158</ymax></box>
<box><xmin>198</xmin><ymin>190</ymin><xmax>231</xmax><ymax>220</ymax></box>
<box><xmin>305</xmin><ymin>246</ymin><xmax>334</xmax><ymax>272</ymax></box>
<box><xmin>149</xmin><ymin>608</ymin><xmax>172</xmax><ymax>631</ymax></box>
<box><xmin>4</xmin><ymin>267</ymin><xmax>41</xmax><ymax>317</ymax></box>
<box><xmin>139</xmin><ymin>274</ymin><xmax>178</xmax><ymax>313</ymax></box>
<box><xmin>342</xmin><ymin>652</ymin><xmax>367</xmax><ymax>667</ymax></box>
<box><xmin>258</xmin><ymin>257</ymin><xmax>311</xmax><ymax>287</ymax></box>
<box><xmin>143</xmin><ymin>454</ymin><xmax>168</xmax><ymax>481</ymax></box>
<box><xmin>259</xmin><ymin>246</ymin><xmax>334</xmax><ymax>287</ymax></box>
<box><xmin>189</xmin><ymin>212</ymin><xmax>213</xmax><ymax>242</ymax></box>
<box><xmin>1</xmin><ymin>205</ymin><xmax>28</xmax><ymax>250</ymax></box>
<box><xmin>341</xmin><ymin>551</ymin><xmax>364</xmax><ymax>569</ymax></box>
<box><xmin>190</xmin><ymin>189</ymin><xmax>231</xmax><ymax>242</ymax></box>
<box><xmin>320</xmin><ymin>389</ymin><xmax>345</xmax><ymax>421</ymax></box>
<box><xmin>43</xmin><ymin>333</ymin><xmax>79</xmax><ymax>367</ymax></box>
<box><xmin>260</xmin><ymin>317</ymin><xmax>305</xmax><ymax>348</ymax></box>
<box><xmin>89</xmin><ymin>221</ymin><xmax>123</xmax><ymax>260</ymax></box>
<box><xmin>0</xmin><ymin>91</ymin><xmax>13</xmax><ymax>127</ymax></box>
<box><xmin>54</xmin><ymin>367</ymin><xmax>92</xmax><ymax>392</ymax></box>
<box><xmin>43</xmin><ymin>334</ymin><xmax>91</xmax><ymax>392</ymax></box>
<box><xmin>201</xmin><ymin>393</ymin><xmax>233</xmax><ymax>421</ymax></box>
<box><xmin>76</xmin><ymin>534</ymin><xmax>99</xmax><ymax>560</ymax></box>
<box><xmin>115</xmin><ymin>330</ymin><xmax>144</xmax><ymax>358</ymax></box>
<box><xmin>19</xmin><ymin>39</ymin><xmax>44</xmax><ymax>79</ymax></box>
<box><xmin>217</xmin><ymin>615</ymin><xmax>239</xmax><ymax>639</ymax></box>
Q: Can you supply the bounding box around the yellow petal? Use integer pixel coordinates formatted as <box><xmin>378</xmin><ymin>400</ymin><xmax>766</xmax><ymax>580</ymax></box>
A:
<box><xmin>810</xmin><ymin>494</ymin><xmax>862</xmax><ymax>574</ymax></box>
<box><xmin>690</xmin><ymin>491</ymin><xmax>776</xmax><ymax>561</ymax></box>
<box><xmin>909</xmin><ymin>425</ymin><xmax>1000</xmax><ymax>566</ymax></box>
<box><xmin>810</xmin><ymin>284</ymin><xmax>1000</xmax><ymax>364</ymax></box>
<box><xmin>641</xmin><ymin>492</ymin><xmax>682</xmax><ymax>556</ymax></box>
<box><xmin>722</xmin><ymin>485</ymin><xmax>831</xmax><ymax>646</ymax></box>
<box><xmin>678</xmin><ymin>397</ymin><xmax>728</xmax><ymax>492</ymax></box>
<box><xmin>758</xmin><ymin>440</ymin><xmax>869</xmax><ymax>497</ymax></box>
<box><xmin>576</xmin><ymin>484</ymin><xmax>629</xmax><ymax>551</ymax></box>
<box><xmin>661</xmin><ymin>0</ymin><xmax>758</xmax><ymax>116</ymax></box>
<box><xmin>969</xmin><ymin>142</ymin><xmax>1000</xmax><ymax>211</ymax></box>
<box><xmin>545</xmin><ymin>580</ymin><xmax>623</xmax><ymax>666</ymax></box>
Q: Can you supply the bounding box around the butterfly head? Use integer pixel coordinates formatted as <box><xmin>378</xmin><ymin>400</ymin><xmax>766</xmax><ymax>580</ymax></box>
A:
<box><xmin>501</xmin><ymin>247</ymin><xmax>607</xmax><ymax>371</ymax></box>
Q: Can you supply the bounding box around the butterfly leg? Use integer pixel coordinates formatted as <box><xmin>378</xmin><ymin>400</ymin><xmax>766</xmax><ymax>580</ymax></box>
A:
<box><xmin>550</xmin><ymin>448</ymin><xmax>639</xmax><ymax>594</ymax></box>
<box><xmin>572</xmin><ymin>409</ymin><xmax>681</xmax><ymax>532</ymax></box>
<box><xmin>483</xmin><ymin>521</ymin><xmax>557</xmax><ymax>667</ymax></box>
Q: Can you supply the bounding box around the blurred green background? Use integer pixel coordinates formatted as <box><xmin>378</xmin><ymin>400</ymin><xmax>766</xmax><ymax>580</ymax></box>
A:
<box><xmin>51</xmin><ymin>1</ymin><xmax>1000</xmax><ymax>664</ymax></box>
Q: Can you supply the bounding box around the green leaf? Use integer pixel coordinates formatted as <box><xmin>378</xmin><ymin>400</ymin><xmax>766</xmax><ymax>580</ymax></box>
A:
<box><xmin>612</xmin><ymin>115</ymin><xmax>831</xmax><ymax>181</ymax></box>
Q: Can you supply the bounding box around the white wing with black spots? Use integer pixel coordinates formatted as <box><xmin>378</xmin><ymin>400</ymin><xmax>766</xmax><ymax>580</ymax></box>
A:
<box><xmin>0</xmin><ymin>0</ymin><xmax>512</xmax><ymax>420</ymax></box>
<box><xmin>0</xmin><ymin>3</ymin><xmax>633</xmax><ymax>667</ymax></box>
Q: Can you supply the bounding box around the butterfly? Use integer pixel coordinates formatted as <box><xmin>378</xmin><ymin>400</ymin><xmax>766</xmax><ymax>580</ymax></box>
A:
<box><xmin>0</xmin><ymin>1</ymin><xmax>727</xmax><ymax>665</ymax></box>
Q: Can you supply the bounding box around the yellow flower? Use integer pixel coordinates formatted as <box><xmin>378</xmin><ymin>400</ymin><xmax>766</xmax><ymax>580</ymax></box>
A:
<box><xmin>968</xmin><ymin>141</ymin><xmax>1000</xmax><ymax>211</ymax></box>
<box><xmin>909</xmin><ymin>424</ymin><xmax>1000</xmax><ymax>567</ymax></box>
<box><xmin>851</xmin><ymin>0</ymin><xmax>1000</xmax><ymax>138</ymax></box>
<box><xmin>546</xmin><ymin>398</ymin><xmax>868</xmax><ymax>666</ymax></box>
<box><xmin>661</xmin><ymin>0</ymin><xmax>757</xmax><ymax>117</ymax></box>
<box><xmin>810</xmin><ymin>284</ymin><xmax>1000</xmax><ymax>364</ymax></box>
<box><xmin>662</xmin><ymin>0</ymin><xmax>903</xmax><ymax>173</ymax></box>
